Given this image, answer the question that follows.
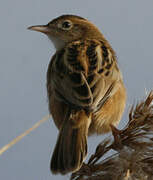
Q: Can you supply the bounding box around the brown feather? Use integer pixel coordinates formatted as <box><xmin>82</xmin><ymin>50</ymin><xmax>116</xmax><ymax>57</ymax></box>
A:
<box><xmin>51</xmin><ymin>109</ymin><xmax>91</xmax><ymax>174</ymax></box>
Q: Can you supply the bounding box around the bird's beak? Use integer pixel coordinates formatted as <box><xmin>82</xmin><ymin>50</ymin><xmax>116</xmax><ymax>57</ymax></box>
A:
<box><xmin>27</xmin><ymin>25</ymin><xmax>50</xmax><ymax>34</ymax></box>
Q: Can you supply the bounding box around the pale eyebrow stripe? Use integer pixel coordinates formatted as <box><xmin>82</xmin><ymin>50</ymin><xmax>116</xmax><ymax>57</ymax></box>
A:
<box><xmin>0</xmin><ymin>115</ymin><xmax>50</xmax><ymax>156</ymax></box>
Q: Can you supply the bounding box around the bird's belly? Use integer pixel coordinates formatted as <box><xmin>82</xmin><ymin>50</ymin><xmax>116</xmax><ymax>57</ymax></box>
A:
<box><xmin>88</xmin><ymin>82</ymin><xmax>126</xmax><ymax>135</ymax></box>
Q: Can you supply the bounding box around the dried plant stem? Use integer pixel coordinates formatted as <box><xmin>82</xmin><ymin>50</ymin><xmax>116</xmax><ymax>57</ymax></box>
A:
<box><xmin>0</xmin><ymin>115</ymin><xmax>50</xmax><ymax>156</ymax></box>
<box><xmin>71</xmin><ymin>91</ymin><xmax>153</xmax><ymax>180</ymax></box>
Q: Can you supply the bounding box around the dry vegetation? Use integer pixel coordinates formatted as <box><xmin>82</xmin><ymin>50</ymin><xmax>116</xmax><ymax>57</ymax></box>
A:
<box><xmin>71</xmin><ymin>91</ymin><xmax>153</xmax><ymax>180</ymax></box>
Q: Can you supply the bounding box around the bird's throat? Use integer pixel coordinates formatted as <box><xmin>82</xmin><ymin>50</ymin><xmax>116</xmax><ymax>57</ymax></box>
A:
<box><xmin>48</xmin><ymin>35</ymin><xmax>66</xmax><ymax>51</ymax></box>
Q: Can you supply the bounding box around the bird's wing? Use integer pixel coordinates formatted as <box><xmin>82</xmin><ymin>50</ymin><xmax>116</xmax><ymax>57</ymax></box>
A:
<box><xmin>48</xmin><ymin>40</ymin><xmax>121</xmax><ymax>111</ymax></box>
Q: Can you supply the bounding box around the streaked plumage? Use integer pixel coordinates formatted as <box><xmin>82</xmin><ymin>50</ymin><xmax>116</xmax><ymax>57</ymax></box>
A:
<box><xmin>28</xmin><ymin>14</ymin><xmax>126</xmax><ymax>175</ymax></box>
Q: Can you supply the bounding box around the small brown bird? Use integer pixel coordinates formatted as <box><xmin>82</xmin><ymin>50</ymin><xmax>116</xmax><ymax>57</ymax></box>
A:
<box><xmin>28</xmin><ymin>15</ymin><xmax>126</xmax><ymax>175</ymax></box>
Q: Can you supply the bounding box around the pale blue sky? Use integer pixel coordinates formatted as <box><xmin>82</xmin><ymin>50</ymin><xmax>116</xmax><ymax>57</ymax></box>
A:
<box><xmin>0</xmin><ymin>0</ymin><xmax>153</xmax><ymax>179</ymax></box>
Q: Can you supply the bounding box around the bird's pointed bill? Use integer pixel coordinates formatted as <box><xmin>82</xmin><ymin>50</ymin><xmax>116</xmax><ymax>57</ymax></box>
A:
<box><xmin>28</xmin><ymin>25</ymin><xmax>50</xmax><ymax>34</ymax></box>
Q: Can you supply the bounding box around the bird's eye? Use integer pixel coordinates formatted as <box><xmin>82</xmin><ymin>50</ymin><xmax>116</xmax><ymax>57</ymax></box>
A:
<box><xmin>61</xmin><ymin>20</ymin><xmax>72</xmax><ymax>30</ymax></box>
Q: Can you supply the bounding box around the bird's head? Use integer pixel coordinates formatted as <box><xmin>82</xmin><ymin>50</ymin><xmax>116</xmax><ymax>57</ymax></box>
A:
<box><xmin>28</xmin><ymin>15</ymin><xmax>103</xmax><ymax>50</ymax></box>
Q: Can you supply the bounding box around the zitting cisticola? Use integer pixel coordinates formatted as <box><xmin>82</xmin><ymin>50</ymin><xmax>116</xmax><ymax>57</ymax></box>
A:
<box><xmin>28</xmin><ymin>14</ymin><xmax>126</xmax><ymax>174</ymax></box>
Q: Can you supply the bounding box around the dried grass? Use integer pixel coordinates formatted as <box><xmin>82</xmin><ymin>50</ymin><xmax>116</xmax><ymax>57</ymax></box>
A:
<box><xmin>71</xmin><ymin>91</ymin><xmax>153</xmax><ymax>180</ymax></box>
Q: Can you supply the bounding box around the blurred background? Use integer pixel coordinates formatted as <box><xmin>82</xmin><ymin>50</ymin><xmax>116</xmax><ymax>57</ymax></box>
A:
<box><xmin>0</xmin><ymin>0</ymin><xmax>153</xmax><ymax>179</ymax></box>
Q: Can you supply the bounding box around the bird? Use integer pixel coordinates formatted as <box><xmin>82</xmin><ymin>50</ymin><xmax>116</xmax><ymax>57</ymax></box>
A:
<box><xmin>28</xmin><ymin>14</ymin><xmax>126</xmax><ymax>175</ymax></box>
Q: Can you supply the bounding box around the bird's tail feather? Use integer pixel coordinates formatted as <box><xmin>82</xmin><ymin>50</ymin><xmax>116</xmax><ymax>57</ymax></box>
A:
<box><xmin>50</xmin><ymin>110</ymin><xmax>91</xmax><ymax>174</ymax></box>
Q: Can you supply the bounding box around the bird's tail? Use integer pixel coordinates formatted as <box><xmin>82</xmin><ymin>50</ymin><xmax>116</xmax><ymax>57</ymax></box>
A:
<box><xmin>50</xmin><ymin>110</ymin><xmax>91</xmax><ymax>174</ymax></box>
